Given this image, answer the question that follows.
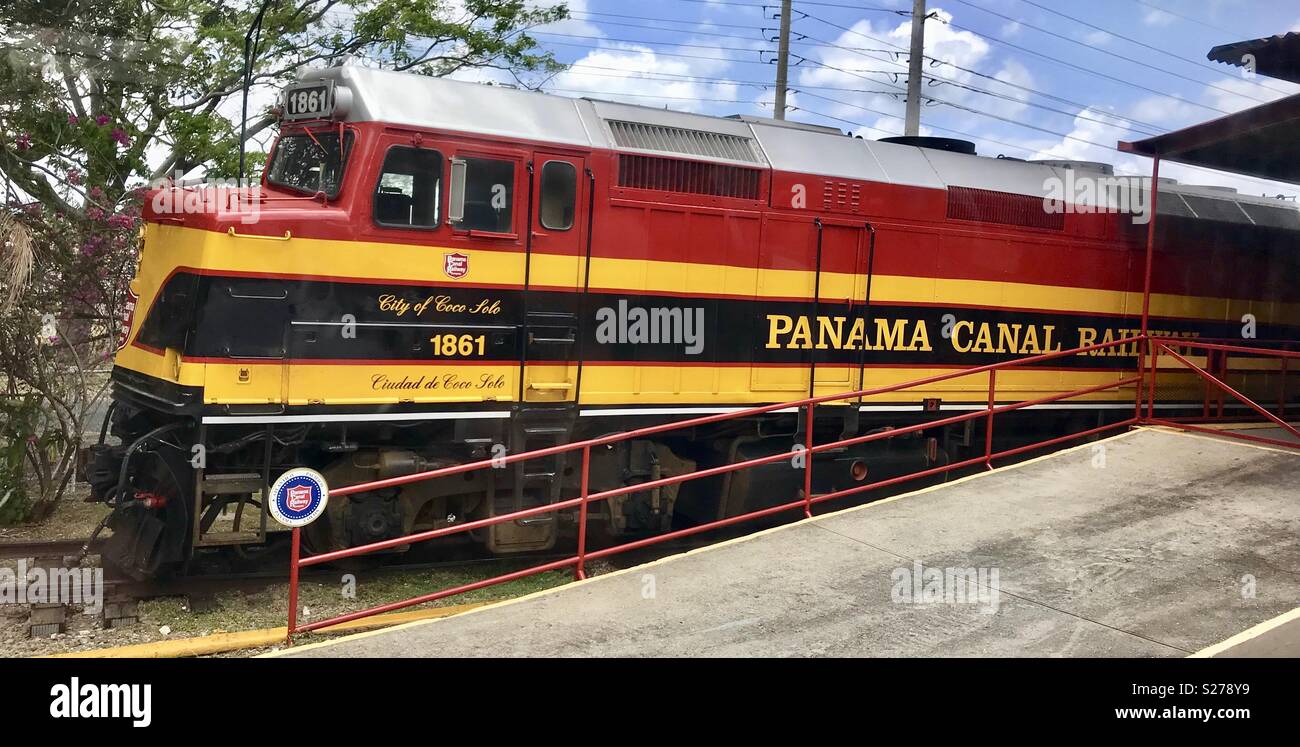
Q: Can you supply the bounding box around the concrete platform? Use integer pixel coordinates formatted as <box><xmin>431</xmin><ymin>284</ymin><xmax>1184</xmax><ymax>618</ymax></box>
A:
<box><xmin>276</xmin><ymin>428</ymin><xmax>1300</xmax><ymax>658</ymax></box>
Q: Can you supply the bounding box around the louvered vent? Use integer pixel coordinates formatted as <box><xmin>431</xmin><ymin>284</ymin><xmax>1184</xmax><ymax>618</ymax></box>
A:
<box><xmin>947</xmin><ymin>186</ymin><xmax>1064</xmax><ymax>230</ymax></box>
<box><xmin>608</xmin><ymin>120</ymin><xmax>763</xmax><ymax>164</ymax></box>
<box><xmin>618</xmin><ymin>155</ymin><xmax>761</xmax><ymax>199</ymax></box>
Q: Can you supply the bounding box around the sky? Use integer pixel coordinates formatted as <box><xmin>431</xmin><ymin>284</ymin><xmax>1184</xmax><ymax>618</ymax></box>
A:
<box><xmin>442</xmin><ymin>0</ymin><xmax>1300</xmax><ymax>198</ymax></box>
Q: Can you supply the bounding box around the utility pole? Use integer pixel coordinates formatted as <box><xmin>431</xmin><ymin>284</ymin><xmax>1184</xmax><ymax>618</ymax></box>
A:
<box><xmin>773</xmin><ymin>0</ymin><xmax>792</xmax><ymax>120</ymax></box>
<box><xmin>904</xmin><ymin>0</ymin><xmax>927</xmax><ymax>136</ymax></box>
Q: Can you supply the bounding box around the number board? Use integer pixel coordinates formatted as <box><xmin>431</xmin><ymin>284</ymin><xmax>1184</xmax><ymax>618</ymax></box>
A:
<box><xmin>281</xmin><ymin>81</ymin><xmax>334</xmax><ymax>121</ymax></box>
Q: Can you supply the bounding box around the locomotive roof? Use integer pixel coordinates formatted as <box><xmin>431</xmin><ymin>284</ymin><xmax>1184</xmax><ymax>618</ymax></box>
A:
<box><xmin>301</xmin><ymin>65</ymin><xmax>1300</xmax><ymax>224</ymax></box>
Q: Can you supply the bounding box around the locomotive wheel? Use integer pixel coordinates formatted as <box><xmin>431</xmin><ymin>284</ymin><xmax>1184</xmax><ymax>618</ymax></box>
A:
<box><xmin>299</xmin><ymin>501</ymin><xmax>384</xmax><ymax>572</ymax></box>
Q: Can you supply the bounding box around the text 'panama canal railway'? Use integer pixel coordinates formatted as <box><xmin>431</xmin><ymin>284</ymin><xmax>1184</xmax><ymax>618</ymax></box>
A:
<box><xmin>83</xmin><ymin>66</ymin><xmax>1300</xmax><ymax>578</ymax></box>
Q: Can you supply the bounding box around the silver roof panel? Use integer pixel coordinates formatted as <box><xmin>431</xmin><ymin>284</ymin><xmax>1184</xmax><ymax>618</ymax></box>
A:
<box><xmin>293</xmin><ymin>66</ymin><xmax>1298</xmax><ymax>220</ymax></box>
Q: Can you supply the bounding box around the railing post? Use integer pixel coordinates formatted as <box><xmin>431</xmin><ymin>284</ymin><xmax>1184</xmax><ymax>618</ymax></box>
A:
<box><xmin>575</xmin><ymin>445</ymin><xmax>591</xmax><ymax>581</ymax></box>
<box><xmin>1281</xmin><ymin>348</ymin><xmax>1289</xmax><ymax>420</ymax></box>
<box><xmin>1146</xmin><ymin>340</ymin><xmax>1160</xmax><ymax>421</ymax></box>
<box><xmin>1134</xmin><ymin>335</ymin><xmax>1146</xmax><ymax>422</ymax></box>
<box><xmin>287</xmin><ymin>526</ymin><xmax>301</xmax><ymax>643</ymax></box>
<box><xmin>803</xmin><ymin>402</ymin><xmax>815</xmax><ymax>518</ymax></box>
<box><xmin>984</xmin><ymin>369</ymin><xmax>997</xmax><ymax>469</ymax></box>
<box><xmin>1202</xmin><ymin>347</ymin><xmax>1212</xmax><ymax>419</ymax></box>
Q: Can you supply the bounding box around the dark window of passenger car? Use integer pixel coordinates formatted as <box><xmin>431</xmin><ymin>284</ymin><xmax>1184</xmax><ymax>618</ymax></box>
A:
<box><xmin>458</xmin><ymin>157</ymin><xmax>514</xmax><ymax>233</ymax></box>
<box><xmin>267</xmin><ymin>130</ymin><xmax>354</xmax><ymax>198</ymax></box>
<box><xmin>374</xmin><ymin>147</ymin><xmax>443</xmax><ymax>228</ymax></box>
<box><xmin>539</xmin><ymin>161</ymin><xmax>577</xmax><ymax>231</ymax></box>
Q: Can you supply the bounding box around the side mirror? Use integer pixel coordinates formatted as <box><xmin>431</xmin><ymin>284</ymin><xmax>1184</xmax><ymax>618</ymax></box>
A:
<box><xmin>448</xmin><ymin>158</ymin><xmax>467</xmax><ymax>224</ymax></box>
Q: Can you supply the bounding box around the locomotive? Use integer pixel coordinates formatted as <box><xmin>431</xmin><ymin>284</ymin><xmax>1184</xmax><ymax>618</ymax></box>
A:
<box><xmin>85</xmin><ymin>65</ymin><xmax>1300</xmax><ymax>578</ymax></box>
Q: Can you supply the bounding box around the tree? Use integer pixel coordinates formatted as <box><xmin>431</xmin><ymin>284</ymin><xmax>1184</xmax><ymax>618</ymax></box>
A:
<box><xmin>0</xmin><ymin>0</ymin><xmax>569</xmax><ymax>521</ymax></box>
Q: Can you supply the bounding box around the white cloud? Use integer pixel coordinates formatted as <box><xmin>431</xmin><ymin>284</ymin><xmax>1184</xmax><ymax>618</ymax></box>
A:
<box><xmin>1016</xmin><ymin>106</ymin><xmax>1298</xmax><ymax>198</ymax></box>
<box><xmin>1082</xmin><ymin>30</ymin><xmax>1112</xmax><ymax>46</ymax></box>
<box><xmin>1201</xmin><ymin>75</ymin><xmax>1300</xmax><ymax>114</ymax></box>
<box><xmin>1142</xmin><ymin>9</ymin><xmax>1176</xmax><ymax>27</ymax></box>
<box><xmin>546</xmin><ymin>45</ymin><xmax>741</xmax><ymax>113</ymax></box>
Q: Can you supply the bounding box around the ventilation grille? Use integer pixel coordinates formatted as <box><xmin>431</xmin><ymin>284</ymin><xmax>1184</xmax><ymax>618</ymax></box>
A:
<box><xmin>947</xmin><ymin>186</ymin><xmax>1064</xmax><ymax>230</ymax></box>
<box><xmin>824</xmin><ymin>180</ymin><xmax>863</xmax><ymax>213</ymax></box>
<box><xmin>608</xmin><ymin>120</ymin><xmax>763</xmax><ymax>164</ymax></box>
<box><xmin>617</xmin><ymin>155</ymin><xmax>761</xmax><ymax>199</ymax></box>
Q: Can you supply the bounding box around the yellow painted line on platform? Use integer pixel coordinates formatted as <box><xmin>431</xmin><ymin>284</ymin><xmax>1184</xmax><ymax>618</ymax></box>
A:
<box><xmin>265</xmin><ymin>427</ymin><xmax>1148</xmax><ymax>656</ymax></box>
<box><xmin>40</xmin><ymin>602</ymin><xmax>487</xmax><ymax>659</ymax></box>
<box><xmin>1189</xmin><ymin>606</ymin><xmax>1300</xmax><ymax>658</ymax></box>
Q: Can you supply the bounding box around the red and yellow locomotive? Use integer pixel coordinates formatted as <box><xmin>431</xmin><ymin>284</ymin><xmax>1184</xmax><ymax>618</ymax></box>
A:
<box><xmin>86</xmin><ymin>66</ymin><xmax>1300</xmax><ymax>577</ymax></box>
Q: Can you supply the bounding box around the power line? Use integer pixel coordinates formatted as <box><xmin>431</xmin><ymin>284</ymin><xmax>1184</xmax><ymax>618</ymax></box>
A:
<box><xmin>535</xmin><ymin>20</ymin><xmax>1293</xmax><ymax>190</ymax></box>
<box><xmin>571</xmin><ymin>10</ymin><xmax>770</xmax><ymax>31</ymax></box>
<box><xmin>539</xmin><ymin>25</ymin><xmax>1165</xmax><ymax>137</ymax></box>
<box><xmin>794</xmin><ymin>30</ymin><xmax>1165</xmax><ymax>137</ymax></box>
<box><xmin>546</xmin><ymin>88</ymin><xmax>757</xmax><ymax>105</ymax></box>
<box><xmin>802</xmin><ymin>11</ymin><xmax>1173</xmax><ymax>134</ymax></box>
<box><xmin>536</xmin><ymin>37</ymin><xmax>777</xmax><ymax>66</ymax></box>
<box><xmin>534</xmin><ymin>31</ymin><xmax>774</xmax><ymax>55</ymax></box>
<box><xmin>937</xmin><ymin>15</ymin><xmax>1236</xmax><ymax>115</ymax></box>
<box><xmin>561</xmin><ymin>63</ymin><xmax>902</xmax><ymax>97</ymax></box>
<box><xmin>790</xmin><ymin>0</ymin><xmax>1247</xmax><ymax>115</ymax></box>
<box><xmin>951</xmin><ymin>0</ymin><xmax>1287</xmax><ymax>100</ymax></box>
<box><xmin>1125</xmin><ymin>0</ymin><xmax>1255</xmax><ymax>39</ymax></box>
<box><xmin>801</xmin><ymin>76</ymin><xmax>1294</xmax><ymax>192</ymax></box>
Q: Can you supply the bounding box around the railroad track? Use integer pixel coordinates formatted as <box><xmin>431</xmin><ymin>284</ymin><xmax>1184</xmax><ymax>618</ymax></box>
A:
<box><xmin>2</xmin><ymin>527</ymin><xmax>742</xmax><ymax>609</ymax></box>
<box><xmin>0</xmin><ymin>537</ymin><xmax>103</xmax><ymax>561</ymax></box>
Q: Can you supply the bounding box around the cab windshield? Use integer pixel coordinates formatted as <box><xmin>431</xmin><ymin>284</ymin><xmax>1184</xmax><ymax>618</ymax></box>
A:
<box><xmin>266</xmin><ymin>130</ymin><xmax>353</xmax><ymax>197</ymax></box>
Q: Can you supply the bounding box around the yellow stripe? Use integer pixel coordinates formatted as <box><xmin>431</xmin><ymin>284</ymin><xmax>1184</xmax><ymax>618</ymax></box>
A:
<box><xmin>190</xmin><ymin>361</ymin><xmax>1163</xmax><ymax>406</ymax></box>
<box><xmin>139</xmin><ymin>224</ymin><xmax>1300</xmax><ymax>321</ymax></box>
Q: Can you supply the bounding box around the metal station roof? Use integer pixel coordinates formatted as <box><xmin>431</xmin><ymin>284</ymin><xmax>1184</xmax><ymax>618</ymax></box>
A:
<box><xmin>1207</xmin><ymin>32</ymin><xmax>1300</xmax><ymax>83</ymax></box>
<box><xmin>1118</xmin><ymin>93</ymin><xmax>1300</xmax><ymax>186</ymax></box>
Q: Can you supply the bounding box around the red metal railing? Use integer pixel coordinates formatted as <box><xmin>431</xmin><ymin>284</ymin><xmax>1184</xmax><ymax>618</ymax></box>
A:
<box><xmin>285</xmin><ymin>335</ymin><xmax>1171</xmax><ymax>640</ymax></box>
<box><xmin>1143</xmin><ymin>337</ymin><xmax>1300</xmax><ymax>451</ymax></box>
<box><xmin>283</xmin><ymin>334</ymin><xmax>1300</xmax><ymax>639</ymax></box>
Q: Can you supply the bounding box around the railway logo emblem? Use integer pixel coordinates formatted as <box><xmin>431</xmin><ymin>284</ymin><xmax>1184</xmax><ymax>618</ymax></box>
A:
<box><xmin>269</xmin><ymin>468</ymin><xmax>329</xmax><ymax>527</ymax></box>
<box><xmin>286</xmin><ymin>485</ymin><xmax>313</xmax><ymax>512</ymax></box>
<box><xmin>444</xmin><ymin>252</ymin><xmax>469</xmax><ymax>279</ymax></box>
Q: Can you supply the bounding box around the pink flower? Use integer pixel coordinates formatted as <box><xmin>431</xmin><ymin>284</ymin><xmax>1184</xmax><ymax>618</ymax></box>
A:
<box><xmin>86</xmin><ymin>206</ymin><xmax>105</xmax><ymax>221</ymax></box>
<box><xmin>110</xmin><ymin>128</ymin><xmax>130</xmax><ymax>147</ymax></box>
<box><xmin>89</xmin><ymin>186</ymin><xmax>104</xmax><ymax>199</ymax></box>
<box><xmin>94</xmin><ymin>114</ymin><xmax>110</xmax><ymax>126</ymax></box>
<box><xmin>67</xmin><ymin>168</ymin><xmax>82</xmax><ymax>185</ymax></box>
<box><xmin>16</xmin><ymin>133</ymin><xmax>31</xmax><ymax>150</ymax></box>
<box><xmin>107</xmin><ymin>214</ymin><xmax>135</xmax><ymax>229</ymax></box>
<box><xmin>67</xmin><ymin>114</ymin><xmax>79</xmax><ymax>125</ymax></box>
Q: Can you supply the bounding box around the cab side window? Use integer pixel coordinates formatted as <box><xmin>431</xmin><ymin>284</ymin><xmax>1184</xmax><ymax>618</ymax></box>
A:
<box><xmin>539</xmin><ymin>161</ymin><xmax>577</xmax><ymax>231</ymax></box>
<box><xmin>459</xmin><ymin>157</ymin><xmax>514</xmax><ymax>233</ymax></box>
<box><xmin>374</xmin><ymin>146</ymin><xmax>442</xmax><ymax>228</ymax></box>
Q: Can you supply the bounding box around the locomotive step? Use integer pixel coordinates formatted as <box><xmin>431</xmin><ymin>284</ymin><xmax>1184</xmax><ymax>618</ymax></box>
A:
<box><xmin>196</xmin><ymin>530</ymin><xmax>264</xmax><ymax>547</ymax></box>
<box><xmin>201</xmin><ymin>472</ymin><xmax>264</xmax><ymax>495</ymax></box>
